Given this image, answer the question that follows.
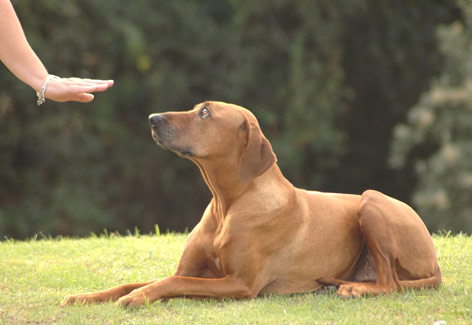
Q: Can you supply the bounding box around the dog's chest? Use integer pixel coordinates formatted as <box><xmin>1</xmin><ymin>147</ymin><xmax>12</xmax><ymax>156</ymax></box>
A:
<box><xmin>214</xmin><ymin>257</ymin><xmax>221</xmax><ymax>270</ymax></box>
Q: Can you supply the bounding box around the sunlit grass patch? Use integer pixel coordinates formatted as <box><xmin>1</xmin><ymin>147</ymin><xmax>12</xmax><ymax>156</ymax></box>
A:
<box><xmin>0</xmin><ymin>233</ymin><xmax>470</xmax><ymax>324</ymax></box>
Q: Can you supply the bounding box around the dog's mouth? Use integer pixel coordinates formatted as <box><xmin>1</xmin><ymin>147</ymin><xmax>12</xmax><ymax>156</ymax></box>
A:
<box><xmin>152</xmin><ymin>132</ymin><xmax>168</xmax><ymax>150</ymax></box>
<box><xmin>151</xmin><ymin>132</ymin><xmax>193</xmax><ymax>157</ymax></box>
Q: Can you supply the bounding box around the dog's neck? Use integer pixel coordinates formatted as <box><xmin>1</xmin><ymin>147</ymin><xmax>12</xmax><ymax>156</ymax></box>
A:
<box><xmin>193</xmin><ymin>158</ymin><xmax>292</xmax><ymax>219</ymax></box>
<box><xmin>193</xmin><ymin>157</ymin><xmax>244</xmax><ymax>217</ymax></box>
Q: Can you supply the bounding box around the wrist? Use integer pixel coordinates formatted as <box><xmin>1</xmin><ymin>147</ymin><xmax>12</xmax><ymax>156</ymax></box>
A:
<box><xmin>29</xmin><ymin>72</ymin><xmax>50</xmax><ymax>92</ymax></box>
<box><xmin>36</xmin><ymin>74</ymin><xmax>59</xmax><ymax>106</ymax></box>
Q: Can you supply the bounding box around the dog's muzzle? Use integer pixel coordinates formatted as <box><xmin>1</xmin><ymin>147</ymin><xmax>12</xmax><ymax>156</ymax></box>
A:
<box><xmin>149</xmin><ymin>114</ymin><xmax>163</xmax><ymax>128</ymax></box>
<box><xmin>148</xmin><ymin>113</ymin><xmax>193</xmax><ymax>157</ymax></box>
<box><xmin>149</xmin><ymin>113</ymin><xmax>167</xmax><ymax>147</ymax></box>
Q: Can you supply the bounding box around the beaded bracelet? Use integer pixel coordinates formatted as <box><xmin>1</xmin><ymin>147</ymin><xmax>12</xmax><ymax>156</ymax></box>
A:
<box><xmin>36</xmin><ymin>75</ymin><xmax>59</xmax><ymax>106</ymax></box>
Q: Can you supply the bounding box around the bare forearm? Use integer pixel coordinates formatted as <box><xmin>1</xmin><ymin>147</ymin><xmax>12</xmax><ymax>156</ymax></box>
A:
<box><xmin>0</xmin><ymin>0</ymin><xmax>48</xmax><ymax>91</ymax></box>
<box><xmin>0</xmin><ymin>0</ymin><xmax>113</xmax><ymax>104</ymax></box>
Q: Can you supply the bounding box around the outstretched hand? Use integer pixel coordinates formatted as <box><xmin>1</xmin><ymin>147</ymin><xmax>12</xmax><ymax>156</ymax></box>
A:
<box><xmin>44</xmin><ymin>77</ymin><xmax>114</xmax><ymax>103</ymax></box>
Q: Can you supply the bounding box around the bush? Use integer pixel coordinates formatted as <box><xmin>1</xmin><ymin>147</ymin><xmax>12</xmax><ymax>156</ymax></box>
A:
<box><xmin>0</xmin><ymin>0</ymin><xmax>458</xmax><ymax>238</ymax></box>
<box><xmin>391</xmin><ymin>0</ymin><xmax>472</xmax><ymax>233</ymax></box>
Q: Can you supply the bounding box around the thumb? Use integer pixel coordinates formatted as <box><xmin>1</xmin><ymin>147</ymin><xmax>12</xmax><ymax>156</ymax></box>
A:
<box><xmin>74</xmin><ymin>93</ymin><xmax>95</xmax><ymax>103</ymax></box>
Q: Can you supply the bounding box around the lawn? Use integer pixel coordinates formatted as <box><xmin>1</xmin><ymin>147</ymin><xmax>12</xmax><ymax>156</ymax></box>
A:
<box><xmin>0</xmin><ymin>232</ymin><xmax>470</xmax><ymax>324</ymax></box>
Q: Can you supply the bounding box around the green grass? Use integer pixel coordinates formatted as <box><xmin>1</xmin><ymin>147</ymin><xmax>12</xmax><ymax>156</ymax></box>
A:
<box><xmin>0</xmin><ymin>233</ymin><xmax>471</xmax><ymax>324</ymax></box>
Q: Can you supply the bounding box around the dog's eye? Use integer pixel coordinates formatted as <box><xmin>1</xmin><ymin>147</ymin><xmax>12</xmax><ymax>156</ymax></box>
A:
<box><xmin>199</xmin><ymin>107</ymin><xmax>210</xmax><ymax>119</ymax></box>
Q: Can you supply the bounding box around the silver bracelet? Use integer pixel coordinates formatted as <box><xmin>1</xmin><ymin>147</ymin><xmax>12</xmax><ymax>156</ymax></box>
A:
<box><xmin>36</xmin><ymin>75</ymin><xmax>59</xmax><ymax>106</ymax></box>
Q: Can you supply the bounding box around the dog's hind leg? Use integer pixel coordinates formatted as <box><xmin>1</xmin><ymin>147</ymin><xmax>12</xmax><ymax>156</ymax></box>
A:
<box><xmin>320</xmin><ymin>190</ymin><xmax>441</xmax><ymax>298</ymax></box>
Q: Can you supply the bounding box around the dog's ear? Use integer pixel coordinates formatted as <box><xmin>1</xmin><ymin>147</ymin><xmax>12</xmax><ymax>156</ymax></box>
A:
<box><xmin>238</xmin><ymin>115</ymin><xmax>277</xmax><ymax>183</ymax></box>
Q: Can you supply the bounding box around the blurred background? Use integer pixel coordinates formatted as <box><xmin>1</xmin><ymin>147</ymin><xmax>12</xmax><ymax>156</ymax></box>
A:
<box><xmin>1</xmin><ymin>0</ymin><xmax>471</xmax><ymax>239</ymax></box>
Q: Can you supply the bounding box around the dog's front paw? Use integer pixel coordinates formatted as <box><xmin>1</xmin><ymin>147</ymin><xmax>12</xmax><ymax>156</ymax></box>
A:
<box><xmin>60</xmin><ymin>294</ymin><xmax>92</xmax><ymax>307</ymax></box>
<box><xmin>116</xmin><ymin>292</ymin><xmax>147</xmax><ymax>308</ymax></box>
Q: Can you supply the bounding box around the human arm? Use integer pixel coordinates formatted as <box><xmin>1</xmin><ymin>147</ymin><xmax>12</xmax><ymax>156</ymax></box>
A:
<box><xmin>0</xmin><ymin>0</ymin><xmax>113</xmax><ymax>103</ymax></box>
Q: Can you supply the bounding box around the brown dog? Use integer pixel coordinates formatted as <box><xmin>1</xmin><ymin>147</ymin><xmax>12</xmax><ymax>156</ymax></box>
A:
<box><xmin>61</xmin><ymin>101</ymin><xmax>441</xmax><ymax>307</ymax></box>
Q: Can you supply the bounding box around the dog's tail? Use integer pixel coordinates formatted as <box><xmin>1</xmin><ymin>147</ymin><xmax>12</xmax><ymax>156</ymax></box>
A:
<box><xmin>398</xmin><ymin>265</ymin><xmax>443</xmax><ymax>290</ymax></box>
<box><xmin>318</xmin><ymin>264</ymin><xmax>442</xmax><ymax>290</ymax></box>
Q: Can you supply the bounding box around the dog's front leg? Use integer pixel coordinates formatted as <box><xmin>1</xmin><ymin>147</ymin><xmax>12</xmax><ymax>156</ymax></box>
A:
<box><xmin>116</xmin><ymin>275</ymin><xmax>255</xmax><ymax>307</ymax></box>
<box><xmin>60</xmin><ymin>280</ymin><xmax>156</xmax><ymax>306</ymax></box>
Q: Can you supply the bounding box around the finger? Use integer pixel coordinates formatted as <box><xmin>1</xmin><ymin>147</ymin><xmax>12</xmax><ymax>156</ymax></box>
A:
<box><xmin>48</xmin><ymin>78</ymin><xmax>112</xmax><ymax>92</ymax></box>
<box><xmin>103</xmin><ymin>80</ymin><xmax>114</xmax><ymax>87</ymax></box>
<box><xmin>65</xmin><ymin>78</ymin><xmax>114</xmax><ymax>86</ymax></box>
<box><xmin>83</xmin><ymin>83</ymin><xmax>110</xmax><ymax>92</ymax></box>
<box><xmin>73</xmin><ymin>93</ymin><xmax>95</xmax><ymax>103</ymax></box>
<box><xmin>66</xmin><ymin>84</ymin><xmax>111</xmax><ymax>94</ymax></box>
<box><xmin>77</xmin><ymin>82</ymin><xmax>113</xmax><ymax>91</ymax></box>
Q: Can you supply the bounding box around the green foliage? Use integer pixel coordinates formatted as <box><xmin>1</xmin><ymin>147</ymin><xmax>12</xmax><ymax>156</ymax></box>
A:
<box><xmin>390</xmin><ymin>0</ymin><xmax>472</xmax><ymax>233</ymax></box>
<box><xmin>0</xmin><ymin>0</ymin><xmax>458</xmax><ymax>238</ymax></box>
<box><xmin>0</xmin><ymin>234</ymin><xmax>471</xmax><ymax>323</ymax></box>
<box><xmin>333</xmin><ymin>0</ymin><xmax>455</xmax><ymax>199</ymax></box>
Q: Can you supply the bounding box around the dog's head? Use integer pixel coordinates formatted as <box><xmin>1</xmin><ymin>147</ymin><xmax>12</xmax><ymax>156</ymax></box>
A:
<box><xmin>149</xmin><ymin>101</ymin><xmax>276</xmax><ymax>183</ymax></box>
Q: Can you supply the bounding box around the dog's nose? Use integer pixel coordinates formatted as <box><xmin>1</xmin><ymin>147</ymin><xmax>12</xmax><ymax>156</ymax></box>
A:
<box><xmin>149</xmin><ymin>114</ymin><xmax>163</xmax><ymax>128</ymax></box>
